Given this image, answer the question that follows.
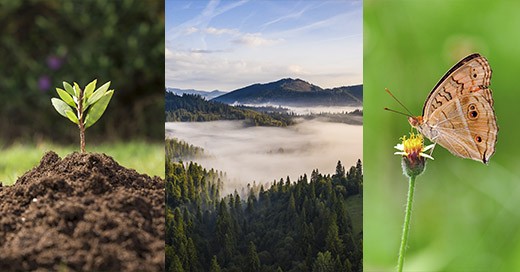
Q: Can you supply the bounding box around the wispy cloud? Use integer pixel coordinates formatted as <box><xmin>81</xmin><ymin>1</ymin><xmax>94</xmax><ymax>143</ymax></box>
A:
<box><xmin>275</xmin><ymin>10</ymin><xmax>359</xmax><ymax>38</ymax></box>
<box><xmin>232</xmin><ymin>33</ymin><xmax>283</xmax><ymax>47</ymax></box>
<box><xmin>184</xmin><ymin>26</ymin><xmax>198</xmax><ymax>34</ymax></box>
<box><xmin>166</xmin><ymin>0</ymin><xmax>362</xmax><ymax>90</ymax></box>
<box><xmin>205</xmin><ymin>27</ymin><xmax>239</xmax><ymax>36</ymax></box>
<box><xmin>166</xmin><ymin>51</ymin><xmax>308</xmax><ymax>90</ymax></box>
<box><xmin>180</xmin><ymin>26</ymin><xmax>240</xmax><ymax>36</ymax></box>
<box><xmin>181</xmin><ymin>2</ymin><xmax>192</xmax><ymax>10</ymax></box>
<box><xmin>165</xmin><ymin>47</ymin><xmax>173</xmax><ymax>59</ymax></box>
<box><xmin>260</xmin><ymin>5</ymin><xmax>310</xmax><ymax>29</ymax></box>
<box><xmin>190</xmin><ymin>49</ymin><xmax>229</xmax><ymax>54</ymax></box>
<box><xmin>167</xmin><ymin>0</ymin><xmax>249</xmax><ymax>40</ymax></box>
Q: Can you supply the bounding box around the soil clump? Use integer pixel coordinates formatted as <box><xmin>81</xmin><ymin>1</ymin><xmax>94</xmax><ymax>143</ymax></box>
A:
<box><xmin>0</xmin><ymin>151</ymin><xmax>164</xmax><ymax>271</ymax></box>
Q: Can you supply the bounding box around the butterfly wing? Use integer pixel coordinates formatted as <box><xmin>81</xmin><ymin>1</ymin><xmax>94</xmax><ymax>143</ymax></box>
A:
<box><xmin>419</xmin><ymin>89</ymin><xmax>497</xmax><ymax>163</ymax></box>
<box><xmin>419</xmin><ymin>53</ymin><xmax>497</xmax><ymax>163</ymax></box>
<box><xmin>422</xmin><ymin>53</ymin><xmax>492</xmax><ymax>118</ymax></box>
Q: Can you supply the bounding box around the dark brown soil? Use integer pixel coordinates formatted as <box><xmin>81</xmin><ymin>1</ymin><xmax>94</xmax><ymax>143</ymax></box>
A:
<box><xmin>0</xmin><ymin>151</ymin><xmax>164</xmax><ymax>271</ymax></box>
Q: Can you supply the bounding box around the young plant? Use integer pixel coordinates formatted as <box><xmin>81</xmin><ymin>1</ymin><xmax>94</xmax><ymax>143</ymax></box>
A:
<box><xmin>51</xmin><ymin>79</ymin><xmax>114</xmax><ymax>153</ymax></box>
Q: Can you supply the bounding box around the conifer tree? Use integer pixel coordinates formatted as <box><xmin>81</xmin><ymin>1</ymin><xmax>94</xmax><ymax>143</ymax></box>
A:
<box><xmin>335</xmin><ymin>160</ymin><xmax>345</xmax><ymax>178</ymax></box>
<box><xmin>210</xmin><ymin>255</ymin><xmax>221</xmax><ymax>272</ymax></box>
<box><xmin>325</xmin><ymin>217</ymin><xmax>343</xmax><ymax>256</ymax></box>
<box><xmin>312</xmin><ymin>251</ymin><xmax>335</xmax><ymax>272</ymax></box>
<box><xmin>247</xmin><ymin>241</ymin><xmax>261</xmax><ymax>272</ymax></box>
<box><xmin>170</xmin><ymin>254</ymin><xmax>184</xmax><ymax>272</ymax></box>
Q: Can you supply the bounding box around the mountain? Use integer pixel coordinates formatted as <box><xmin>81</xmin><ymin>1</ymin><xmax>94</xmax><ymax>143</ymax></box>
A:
<box><xmin>166</xmin><ymin>87</ymin><xmax>226</xmax><ymax>100</ymax></box>
<box><xmin>212</xmin><ymin>78</ymin><xmax>363</xmax><ymax>106</ymax></box>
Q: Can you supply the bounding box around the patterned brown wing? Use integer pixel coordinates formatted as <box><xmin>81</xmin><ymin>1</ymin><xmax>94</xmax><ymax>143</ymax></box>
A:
<box><xmin>422</xmin><ymin>53</ymin><xmax>492</xmax><ymax>119</ymax></box>
<box><xmin>418</xmin><ymin>88</ymin><xmax>497</xmax><ymax>163</ymax></box>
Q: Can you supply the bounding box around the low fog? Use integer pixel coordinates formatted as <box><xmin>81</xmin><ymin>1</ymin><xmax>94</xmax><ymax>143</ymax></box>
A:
<box><xmin>165</xmin><ymin>120</ymin><xmax>362</xmax><ymax>192</ymax></box>
<box><xmin>238</xmin><ymin>103</ymin><xmax>362</xmax><ymax>115</ymax></box>
<box><xmin>286</xmin><ymin>105</ymin><xmax>362</xmax><ymax>115</ymax></box>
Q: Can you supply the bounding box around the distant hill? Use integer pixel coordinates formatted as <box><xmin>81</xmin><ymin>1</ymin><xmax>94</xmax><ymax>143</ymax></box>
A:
<box><xmin>212</xmin><ymin>78</ymin><xmax>363</xmax><ymax>106</ymax></box>
<box><xmin>166</xmin><ymin>87</ymin><xmax>226</xmax><ymax>100</ymax></box>
<box><xmin>165</xmin><ymin>93</ymin><xmax>293</xmax><ymax>126</ymax></box>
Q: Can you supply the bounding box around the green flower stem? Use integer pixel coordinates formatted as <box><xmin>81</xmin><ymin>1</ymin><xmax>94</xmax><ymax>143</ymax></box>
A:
<box><xmin>397</xmin><ymin>175</ymin><xmax>416</xmax><ymax>272</ymax></box>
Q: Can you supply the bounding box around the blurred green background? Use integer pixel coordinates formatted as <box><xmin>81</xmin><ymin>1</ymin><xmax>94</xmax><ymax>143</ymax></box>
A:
<box><xmin>365</xmin><ymin>0</ymin><xmax>520</xmax><ymax>271</ymax></box>
<box><xmin>0</xmin><ymin>0</ymin><xmax>164</xmax><ymax>182</ymax></box>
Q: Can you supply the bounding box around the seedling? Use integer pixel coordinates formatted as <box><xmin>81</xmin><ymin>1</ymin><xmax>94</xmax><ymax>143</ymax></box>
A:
<box><xmin>51</xmin><ymin>79</ymin><xmax>114</xmax><ymax>153</ymax></box>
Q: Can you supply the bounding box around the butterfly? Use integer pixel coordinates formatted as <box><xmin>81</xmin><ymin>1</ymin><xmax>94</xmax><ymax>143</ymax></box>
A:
<box><xmin>405</xmin><ymin>53</ymin><xmax>498</xmax><ymax>164</ymax></box>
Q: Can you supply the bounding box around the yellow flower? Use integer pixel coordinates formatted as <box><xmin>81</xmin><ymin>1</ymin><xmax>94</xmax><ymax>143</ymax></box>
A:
<box><xmin>394</xmin><ymin>133</ymin><xmax>434</xmax><ymax>160</ymax></box>
<box><xmin>394</xmin><ymin>133</ymin><xmax>434</xmax><ymax>178</ymax></box>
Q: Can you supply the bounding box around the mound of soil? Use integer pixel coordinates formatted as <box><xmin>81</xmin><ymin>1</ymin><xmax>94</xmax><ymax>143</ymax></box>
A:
<box><xmin>0</xmin><ymin>151</ymin><xmax>164</xmax><ymax>271</ymax></box>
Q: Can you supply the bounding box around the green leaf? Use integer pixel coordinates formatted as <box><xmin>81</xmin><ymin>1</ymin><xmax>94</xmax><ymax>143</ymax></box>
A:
<box><xmin>65</xmin><ymin>109</ymin><xmax>79</xmax><ymax>124</ymax></box>
<box><xmin>84</xmin><ymin>90</ymin><xmax>114</xmax><ymax>128</ymax></box>
<box><xmin>84</xmin><ymin>79</ymin><xmax>97</xmax><ymax>99</ymax></box>
<box><xmin>73</xmin><ymin>82</ymin><xmax>82</xmax><ymax>98</ymax></box>
<box><xmin>56</xmin><ymin>88</ymin><xmax>76</xmax><ymax>108</ymax></box>
<box><xmin>51</xmin><ymin>98</ymin><xmax>73</xmax><ymax>119</ymax></box>
<box><xmin>85</xmin><ymin>81</ymin><xmax>111</xmax><ymax>107</ymax></box>
<box><xmin>83</xmin><ymin>114</ymin><xmax>90</xmax><ymax>126</ymax></box>
<box><xmin>63</xmin><ymin>81</ymin><xmax>75</xmax><ymax>96</ymax></box>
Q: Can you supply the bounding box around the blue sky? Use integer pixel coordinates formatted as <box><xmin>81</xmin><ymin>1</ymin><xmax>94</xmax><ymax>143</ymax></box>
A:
<box><xmin>165</xmin><ymin>0</ymin><xmax>362</xmax><ymax>91</ymax></box>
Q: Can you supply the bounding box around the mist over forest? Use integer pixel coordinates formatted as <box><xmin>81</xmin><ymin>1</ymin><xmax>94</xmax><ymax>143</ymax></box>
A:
<box><xmin>166</xmin><ymin>119</ymin><xmax>362</xmax><ymax>192</ymax></box>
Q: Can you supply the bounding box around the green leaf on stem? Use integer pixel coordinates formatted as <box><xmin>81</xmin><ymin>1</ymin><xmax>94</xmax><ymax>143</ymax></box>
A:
<box><xmin>85</xmin><ymin>81</ymin><xmax>111</xmax><ymax>107</ymax></box>
<box><xmin>51</xmin><ymin>98</ymin><xmax>73</xmax><ymax>119</ymax></box>
<box><xmin>73</xmin><ymin>82</ymin><xmax>83</xmax><ymax>99</ymax></box>
<box><xmin>56</xmin><ymin>88</ymin><xmax>76</xmax><ymax>108</ymax></box>
<box><xmin>63</xmin><ymin>81</ymin><xmax>74</xmax><ymax>96</ymax></box>
<box><xmin>65</xmin><ymin>109</ymin><xmax>79</xmax><ymax>124</ymax></box>
<box><xmin>84</xmin><ymin>79</ymin><xmax>97</xmax><ymax>100</ymax></box>
<box><xmin>84</xmin><ymin>90</ymin><xmax>114</xmax><ymax>128</ymax></box>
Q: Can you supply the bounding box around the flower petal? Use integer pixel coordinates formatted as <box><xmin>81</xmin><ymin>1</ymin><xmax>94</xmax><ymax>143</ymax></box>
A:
<box><xmin>423</xmin><ymin>144</ymin><xmax>435</xmax><ymax>152</ymax></box>
<box><xmin>420</xmin><ymin>152</ymin><xmax>434</xmax><ymax>160</ymax></box>
<box><xmin>394</xmin><ymin>143</ymin><xmax>404</xmax><ymax>151</ymax></box>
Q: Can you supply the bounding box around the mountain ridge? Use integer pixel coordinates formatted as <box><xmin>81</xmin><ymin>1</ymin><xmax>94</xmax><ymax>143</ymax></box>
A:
<box><xmin>211</xmin><ymin>78</ymin><xmax>362</xmax><ymax>106</ymax></box>
<box><xmin>166</xmin><ymin>87</ymin><xmax>226</xmax><ymax>100</ymax></box>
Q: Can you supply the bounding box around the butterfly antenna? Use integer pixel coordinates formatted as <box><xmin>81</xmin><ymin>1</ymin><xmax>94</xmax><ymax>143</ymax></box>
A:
<box><xmin>385</xmin><ymin>88</ymin><xmax>414</xmax><ymax>116</ymax></box>
<box><xmin>384</xmin><ymin>107</ymin><xmax>413</xmax><ymax>117</ymax></box>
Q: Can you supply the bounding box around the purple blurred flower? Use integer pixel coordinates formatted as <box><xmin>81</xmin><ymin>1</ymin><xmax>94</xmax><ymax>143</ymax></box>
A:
<box><xmin>38</xmin><ymin>75</ymin><xmax>51</xmax><ymax>92</ymax></box>
<box><xmin>46</xmin><ymin>55</ymin><xmax>63</xmax><ymax>70</ymax></box>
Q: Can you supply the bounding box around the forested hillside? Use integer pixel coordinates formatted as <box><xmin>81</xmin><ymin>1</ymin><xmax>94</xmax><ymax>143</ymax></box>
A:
<box><xmin>165</xmin><ymin>138</ymin><xmax>206</xmax><ymax>161</ymax></box>
<box><xmin>165</xmin><ymin>93</ymin><xmax>293</xmax><ymax>126</ymax></box>
<box><xmin>166</xmin><ymin>157</ymin><xmax>363</xmax><ymax>272</ymax></box>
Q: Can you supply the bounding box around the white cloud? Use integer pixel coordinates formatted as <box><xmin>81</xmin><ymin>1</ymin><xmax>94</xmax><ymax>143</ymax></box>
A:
<box><xmin>166</xmin><ymin>0</ymin><xmax>248</xmax><ymax>41</ymax></box>
<box><xmin>205</xmin><ymin>27</ymin><xmax>239</xmax><ymax>36</ymax></box>
<box><xmin>261</xmin><ymin>5</ymin><xmax>309</xmax><ymax>29</ymax></box>
<box><xmin>165</xmin><ymin>0</ymin><xmax>362</xmax><ymax>90</ymax></box>
<box><xmin>166</xmin><ymin>49</ymin><xmax>287</xmax><ymax>90</ymax></box>
<box><xmin>165</xmin><ymin>47</ymin><xmax>173</xmax><ymax>59</ymax></box>
<box><xmin>165</xmin><ymin>46</ymin><xmax>351</xmax><ymax>90</ymax></box>
<box><xmin>288</xmin><ymin>65</ymin><xmax>304</xmax><ymax>74</ymax></box>
<box><xmin>184</xmin><ymin>26</ymin><xmax>199</xmax><ymax>34</ymax></box>
<box><xmin>232</xmin><ymin>33</ymin><xmax>283</xmax><ymax>47</ymax></box>
<box><xmin>190</xmin><ymin>48</ymin><xmax>229</xmax><ymax>54</ymax></box>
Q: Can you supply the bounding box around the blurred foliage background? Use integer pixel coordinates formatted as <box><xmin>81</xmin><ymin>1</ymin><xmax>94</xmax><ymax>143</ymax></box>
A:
<box><xmin>365</xmin><ymin>0</ymin><xmax>520</xmax><ymax>271</ymax></box>
<box><xmin>0</xmin><ymin>0</ymin><xmax>164</xmax><ymax>143</ymax></box>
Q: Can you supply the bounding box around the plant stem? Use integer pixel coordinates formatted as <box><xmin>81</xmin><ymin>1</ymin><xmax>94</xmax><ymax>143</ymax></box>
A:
<box><xmin>79</xmin><ymin>123</ymin><xmax>85</xmax><ymax>153</ymax></box>
<box><xmin>397</xmin><ymin>175</ymin><xmax>416</xmax><ymax>272</ymax></box>
<box><xmin>78</xmin><ymin>87</ymin><xmax>85</xmax><ymax>153</ymax></box>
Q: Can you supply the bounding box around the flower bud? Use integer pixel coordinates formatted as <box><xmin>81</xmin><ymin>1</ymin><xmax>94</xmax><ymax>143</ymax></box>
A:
<box><xmin>394</xmin><ymin>133</ymin><xmax>434</xmax><ymax>178</ymax></box>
